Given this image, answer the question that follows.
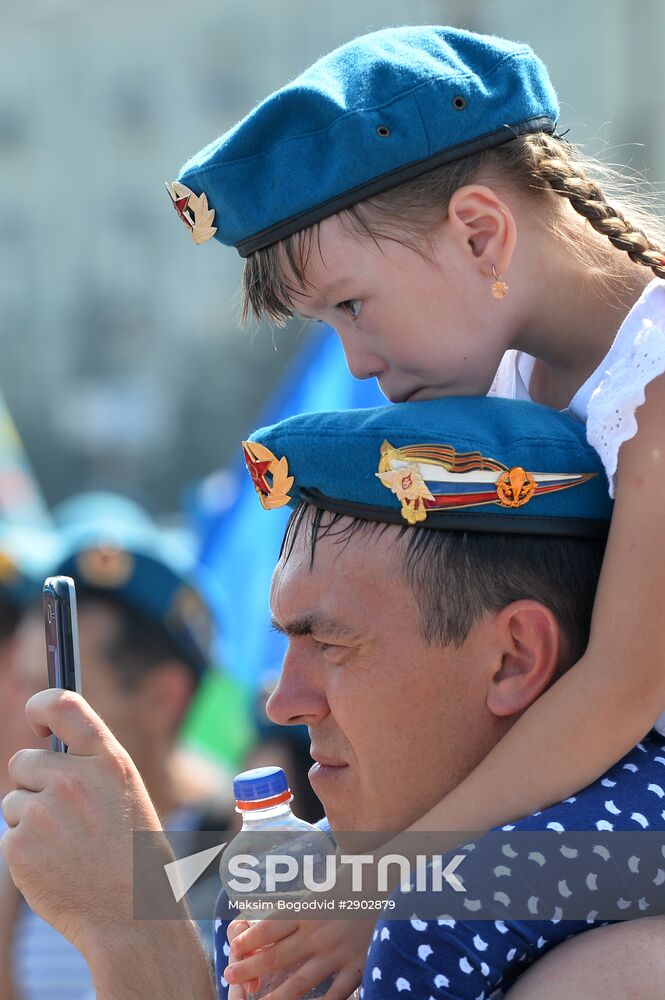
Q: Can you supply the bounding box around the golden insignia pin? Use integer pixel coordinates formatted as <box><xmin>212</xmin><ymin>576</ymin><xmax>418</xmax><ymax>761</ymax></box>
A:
<box><xmin>242</xmin><ymin>441</ymin><xmax>294</xmax><ymax>510</ymax></box>
<box><xmin>76</xmin><ymin>546</ymin><xmax>135</xmax><ymax>588</ymax></box>
<box><xmin>495</xmin><ymin>467</ymin><xmax>537</xmax><ymax>507</ymax></box>
<box><xmin>377</xmin><ymin>445</ymin><xmax>435</xmax><ymax>524</ymax></box>
<box><xmin>0</xmin><ymin>552</ymin><xmax>17</xmax><ymax>585</ymax></box>
<box><xmin>165</xmin><ymin>181</ymin><xmax>217</xmax><ymax>245</ymax></box>
<box><xmin>376</xmin><ymin>442</ymin><xmax>558</xmax><ymax>523</ymax></box>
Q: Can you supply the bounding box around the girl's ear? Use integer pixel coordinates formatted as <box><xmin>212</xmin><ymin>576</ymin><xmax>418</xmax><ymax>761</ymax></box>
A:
<box><xmin>446</xmin><ymin>184</ymin><xmax>518</xmax><ymax>277</ymax></box>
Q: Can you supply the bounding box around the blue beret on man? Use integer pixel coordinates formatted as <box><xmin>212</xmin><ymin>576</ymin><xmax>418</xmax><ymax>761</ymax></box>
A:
<box><xmin>53</xmin><ymin>492</ymin><xmax>214</xmax><ymax>680</ymax></box>
<box><xmin>166</xmin><ymin>25</ymin><xmax>558</xmax><ymax>255</ymax></box>
<box><xmin>241</xmin><ymin>397</ymin><xmax>612</xmax><ymax>538</ymax></box>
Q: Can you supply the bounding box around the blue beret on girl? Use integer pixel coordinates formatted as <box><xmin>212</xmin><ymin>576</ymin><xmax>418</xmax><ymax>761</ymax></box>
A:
<box><xmin>167</xmin><ymin>25</ymin><xmax>558</xmax><ymax>255</ymax></box>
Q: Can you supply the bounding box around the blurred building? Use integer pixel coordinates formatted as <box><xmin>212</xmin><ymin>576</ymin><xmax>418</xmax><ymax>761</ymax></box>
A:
<box><xmin>1</xmin><ymin>0</ymin><xmax>664</xmax><ymax>512</ymax></box>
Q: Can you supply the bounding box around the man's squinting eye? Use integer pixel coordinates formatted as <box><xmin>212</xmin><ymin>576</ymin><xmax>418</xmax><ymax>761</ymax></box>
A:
<box><xmin>338</xmin><ymin>299</ymin><xmax>362</xmax><ymax>320</ymax></box>
<box><xmin>316</xmin><ymin>639</ymin><xmax>348</xmax><ymax>661</ymax></box>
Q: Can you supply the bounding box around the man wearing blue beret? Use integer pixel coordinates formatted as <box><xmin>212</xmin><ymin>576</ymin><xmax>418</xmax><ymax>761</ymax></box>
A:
<box><xmin>0</xmin><ymin>497</ymin><xmax>228</xmax><ymax>1000</ymax></box>
<box><xmin>218</xmin><ymin>396</ymin><xmax>665</xmax><ymax>999</ymax></box>
<box><xmin>2</xmin><ymin>400</ymin><xmax>665</xmax><ymax>999</ymax></box>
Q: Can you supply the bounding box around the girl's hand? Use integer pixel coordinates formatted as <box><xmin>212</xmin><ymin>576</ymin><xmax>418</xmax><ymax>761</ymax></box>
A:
<box><xmin>227</xmin><ymin>919</ymin><xmax>259</xmax><ymax>999</ymax></box>
<box><xmin>224</xmin><ymin>915</ymin><xmax>373</xmax><ymax>1000</ymax></box>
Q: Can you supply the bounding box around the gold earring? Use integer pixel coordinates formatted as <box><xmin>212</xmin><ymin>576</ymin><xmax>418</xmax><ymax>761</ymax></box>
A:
<box><xmin>491</xmin><ymin>265</ymin><xmax>509</xmax><ymax>300</ymax></box>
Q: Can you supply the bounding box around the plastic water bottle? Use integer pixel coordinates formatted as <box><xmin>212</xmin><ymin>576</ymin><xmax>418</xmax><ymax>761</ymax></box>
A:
<box><xmin>220</xmin><ymin>766</ymin><xmax>334</xmax><ymax>999</ymax></box>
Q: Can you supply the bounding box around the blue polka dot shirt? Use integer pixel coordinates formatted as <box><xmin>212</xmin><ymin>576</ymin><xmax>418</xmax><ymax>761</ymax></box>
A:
<box><xmin>214</xmin><ymin>733</ymin><xmax>665</xmax><ymax>998</ymax></box>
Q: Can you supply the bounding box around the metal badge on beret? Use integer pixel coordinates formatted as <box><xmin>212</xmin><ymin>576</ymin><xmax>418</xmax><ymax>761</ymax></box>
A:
<box><xmin>377</xmin><ymin>441</ymin><xmax>593</xmax><ymax>525</ymax></box>
<box><xmin>0</xmin><ymin>552</ymin><xmax>17</xmax><ymax>585</ymax></box>
<box><xmin>165</xmin><ymin>181</ymin><xmax>217</xmax><ymax>245</ymax></box>
<box><xmin>76</xmin><ymin>545</ymin><xmax>135</xmax><ymax>588</ymax></box>
<box><xmin>242</xmin><ymin>441</ymin><xmax>294</xmax><ymax>510</ymax></box>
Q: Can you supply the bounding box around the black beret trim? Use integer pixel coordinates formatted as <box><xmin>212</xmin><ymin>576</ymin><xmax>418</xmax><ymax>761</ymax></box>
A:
<box><xmin>236</xmin><ymin>115</ymin><xmax>556</xmax><ymax>256</ymax></box>
<box><xmin>300</xmin><ymin>488</ymin><xmax>610</xmax><ymax>540</ymax></box>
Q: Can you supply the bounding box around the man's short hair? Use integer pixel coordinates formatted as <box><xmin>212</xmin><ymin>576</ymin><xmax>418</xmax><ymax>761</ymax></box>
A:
<box><xmin>282</xmin><ymin>503</ymin><xmax>605</xmax><ymax>665</ymax></box>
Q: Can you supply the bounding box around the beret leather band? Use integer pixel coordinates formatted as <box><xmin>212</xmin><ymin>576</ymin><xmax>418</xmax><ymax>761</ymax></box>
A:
<box><xmin>300</xmin><ymin>488</ymin><xmax>610</xmax><ymax>539</ymax></box>
<box><xmin>235</xmin><ymin>114</ymin><xmax>555</xmax><ymax>257</ymax></box>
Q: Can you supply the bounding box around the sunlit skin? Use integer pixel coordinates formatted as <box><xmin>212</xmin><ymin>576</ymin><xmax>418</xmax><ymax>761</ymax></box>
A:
<box><xmin>0</xmin><ymin>632</ymin><xmax>44</xmax><ymax>799</ymax></box>
<box><xmin>12</xmin><ymin>608</ymin><xmax>144</xmax><ymax>752</ymax></box>
<box><xmin>289</xmin><ymin>213</ymin><xmax>515</xmax><ymax>401</ymax></box>
<box><xmin>508</xmin><ymin>917</ymin><xmax>665</xmax><ymax>998</ymax></box>
<box><xmin>223</xmin><ymin>513</ymin><xmax>564</xmax><ymax>996</ymax></box>
<box><xmin>10</xmin><ymin>605</ymin><xmax>195</xmax><ymax>817</ymax></box>
<box><xmin>1</xmin><ymin>688</ymin><xmax>216</xmax><ymax>1000</ymax></box>
<box><xmin>226</xmin><ymin>183</ymin><xmax>663</xmax><ymax>999</ymax></box>
<box><xmin>285</xmin><ymin>182</ymin><xmax>650</xmax><ymax>410</ymax></box>
<box><xmin>1</xmin><ymin>609</ymin><xmax>216</xmax><ymax>999</ymax></box>
<box><xmin>266</xmin><ymin>514</ymin><xmax>562</xmax><ymax>835</ymax></box>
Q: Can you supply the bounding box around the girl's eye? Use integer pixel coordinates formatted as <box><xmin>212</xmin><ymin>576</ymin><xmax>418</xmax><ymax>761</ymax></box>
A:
<box><xmin>338</xmin><ymin>299</ymin><xmax>361</xmax><ymax>320</ymax></box>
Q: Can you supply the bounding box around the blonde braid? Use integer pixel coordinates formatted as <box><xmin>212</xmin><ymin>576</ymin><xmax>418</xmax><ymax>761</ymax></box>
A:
<box><xmin>526</xmin><ymin>133</ymin><xmax>665</xmax><ymax>280</ymax></box>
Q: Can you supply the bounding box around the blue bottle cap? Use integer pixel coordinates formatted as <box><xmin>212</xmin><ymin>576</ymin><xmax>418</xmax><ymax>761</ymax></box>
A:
<box><xmin>233</xmin><ymin>765</ymin><xmax>290</xmax><ymax>804</ymax></box>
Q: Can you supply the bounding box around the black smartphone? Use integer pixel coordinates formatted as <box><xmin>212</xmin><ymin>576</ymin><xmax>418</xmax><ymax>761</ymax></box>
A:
<box><xmin>43</xmin><ymin>575</ymin><xmax>82</xmax><ymax>752</ymax></box>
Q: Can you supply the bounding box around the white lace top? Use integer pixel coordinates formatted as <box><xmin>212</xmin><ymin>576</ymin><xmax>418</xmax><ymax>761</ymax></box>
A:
<box><xmin>489</xmin><ymin>279</ymin><xmax>665</xmax><ymax>498</ymax></box>
<box><xmin>490</xmin><ymin>280</ymin><xmax>665</xmax><ymax>737</ymax></box>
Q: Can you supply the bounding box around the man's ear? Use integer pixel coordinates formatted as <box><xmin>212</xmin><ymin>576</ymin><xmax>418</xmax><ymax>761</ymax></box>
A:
<box><xmin>445</xmin><ymin>184</ymin><xmax>517</xmax><ymax>278</ymax></box>
<box><xmin>486</xmin><ymin>601</ymin><xmax>561</xmax><ymax>718</ymax></box>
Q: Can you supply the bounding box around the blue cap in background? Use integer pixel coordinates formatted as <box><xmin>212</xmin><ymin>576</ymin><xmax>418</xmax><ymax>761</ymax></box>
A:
<box><xmin>52</xmin><ymin>491</ymin><xmax>215</xmax><ymax>679</ymax></box>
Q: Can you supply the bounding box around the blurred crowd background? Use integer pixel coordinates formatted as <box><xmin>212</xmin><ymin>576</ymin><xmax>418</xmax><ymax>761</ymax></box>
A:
<box><xmin>1</xmin><ymin>1</ymin><xmax>665</xmax><ymax>996</ymax></box>
<box><xmin>1</xmin><ymin>0</ymin><xmax>665</xmax><ymax>864</ymax></box>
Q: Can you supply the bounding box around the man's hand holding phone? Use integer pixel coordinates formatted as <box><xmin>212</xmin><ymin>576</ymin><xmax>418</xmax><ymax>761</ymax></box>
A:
<box><xmin>0</xmin><ymin>583</ymin><xmax>216</xmax><ymax>998</ymax></box>
<box><xmin>1</xmin><ymin>689</ymin><xmax>158</xmax><ymax>948</ymax></box>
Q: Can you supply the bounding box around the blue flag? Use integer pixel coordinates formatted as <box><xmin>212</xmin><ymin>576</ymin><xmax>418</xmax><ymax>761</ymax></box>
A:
<box><xmin>195</xmin><ymin>326</ymin><xmax>385</xmax><ymax>686</ymax></box>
